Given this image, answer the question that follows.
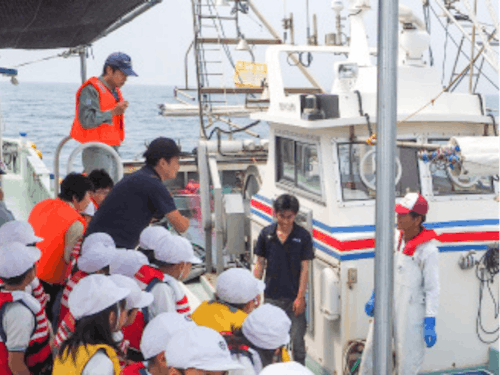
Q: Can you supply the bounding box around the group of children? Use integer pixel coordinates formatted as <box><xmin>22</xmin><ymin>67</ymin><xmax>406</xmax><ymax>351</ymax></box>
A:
<box><xmin>0</xmin><ymin>221</ymin><xmax>315</xmax><ymax>375</ymax></box>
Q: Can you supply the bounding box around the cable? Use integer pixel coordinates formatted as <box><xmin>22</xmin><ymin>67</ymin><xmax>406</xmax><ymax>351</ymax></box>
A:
<box><xmin>487</xmin><ymin>114</ymin><xmax>498</xmax><ymax>136</ymax></box>
<box><xmin>475</xmin><ymin>244</ymin><xmax>499</xmax><ymax>344</ymax></box>
<box><xmin>207</xmin><ymin>119</ymin><xmax>260</xmax><ymax>140</ymax></box>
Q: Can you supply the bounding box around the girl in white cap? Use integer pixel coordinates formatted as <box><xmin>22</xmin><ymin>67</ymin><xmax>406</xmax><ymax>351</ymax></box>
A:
<box><xmin>54</xmin><ymin>234</ymin><xmax>118</xmax><ymax>350</ymax></box>
<box><xmin>108</xmin><ymin>274</ymin><xmax>154</xmax><ymax>365</ymax></box>
<box><xmin>166</xmin><ymin>326</ymin><xmax>244</xmax><ymax>375</ymax></box>
<box><xmin>0</xmin><ymin>242</ymin><xmax>53</xmax><ymax>375</ymax></box>
<box><xmin>224</xmin><ymin>304</ymin><xmax>292</xmax><ymax>375</ymax></box>
<box><xmin>52</xmin><ymin>274</ymin><xmax>130</xmax><ymax>375</ymax></box>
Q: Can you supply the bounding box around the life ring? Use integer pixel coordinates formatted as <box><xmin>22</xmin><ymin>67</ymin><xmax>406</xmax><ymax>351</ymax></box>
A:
<box><xmin>359</xmin><ymin>149</ymin><xmax>402</xmax><ymax>191</ymax></box>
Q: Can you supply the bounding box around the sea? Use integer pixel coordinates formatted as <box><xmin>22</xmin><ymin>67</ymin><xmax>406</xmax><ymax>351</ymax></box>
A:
<box><xmin>0</xmin><ymin>81</ymin><xmax>271</xmax><ymax>175</ymax></box>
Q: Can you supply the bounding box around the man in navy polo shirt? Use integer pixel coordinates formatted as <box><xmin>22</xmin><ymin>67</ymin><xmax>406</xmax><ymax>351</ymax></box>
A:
<box><xmin>85</xmin><ymin>137</ymin><xmax>190</xmax><ymax>248</ymax></box>
<box><xmin>253</xmin><ymin>194</ymin><xmax>314</xmax><ymax>365</ymax></box>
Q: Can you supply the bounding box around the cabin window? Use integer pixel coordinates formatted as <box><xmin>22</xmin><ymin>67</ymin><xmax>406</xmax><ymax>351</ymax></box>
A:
<box><xmin>429</xmin><ymin>139</ymin><xmax>495</xmax><ymax>196</ymax></box>
<box><xmin>337</xmin><ymin>142</ymin><xmax>420</xmax><ymax>201</ymax></box>
<box><xmin>277</xmin><ymin>137</ymin><xmax>322</xmax><ymax>197</ymax></box>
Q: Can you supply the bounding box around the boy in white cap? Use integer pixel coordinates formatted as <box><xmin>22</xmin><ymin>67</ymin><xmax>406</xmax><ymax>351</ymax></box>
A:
<box><xmin>0</xmin><ymin>242</ymin><xmax>53</xmax><ymax>375</ymax></box>
<box><xmin>259</xmin><ymin>362</ymin><xmax>314</xmax><ymax>375</ymax></box>
<box><xmin>225</xmin><ymin>304</ymin><xmax>291</xmax><ymax>374</ymax></box>
<box><xmin>166</xmin><ymin>326</ymin><xmax>244</xmax><ymax>375</ymax></box>
<box><xmin>121</xmin><ymin>312</ymin><xmax>197</xmax><ymax>374</ymax></box>
<box><xmin>52</xmin><ymin>274</ymin><xmax>130</xmax><ymax>375</ymax></box>
<box><xmin>191</xmin><ymin>268</ymin><xmax>264</xmax><ymax>333</ymax></box>
<box><xmin>108</xmin><ymin>274</ymin><xmax>154</xmax><ymax>364</ymax></box>
<box><xmin>0</xmin><ymin>220</ymin><xmax>49</xmax><ymax>310</ymax></box>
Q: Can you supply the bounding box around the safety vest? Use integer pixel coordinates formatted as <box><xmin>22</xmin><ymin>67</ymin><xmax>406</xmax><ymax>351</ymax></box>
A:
<box><xmin>53</xmin><ymin>343</ymin><xmax>121</xmax><ymax>375</ymax></box>
<box><xmin>0</xmin><ymin>291</ymin><xmax>52</xmax><ymax>375</ymax></box>
<box><xmin>122</xmin><ymin>265</ymin><xmax>191</xmax><ymax>353</ymax></box>
<box><xmin>191</xmin><ymin>300</ymin><xmax>248</xmax><ymax>333</ymax></box>
<box><xmin>54</xmin><ymin>270</ymin><xmax>89</xmax><ymax>349</ymax></box>
<box><xmin>28</xmin><ymin>198</ymin><xmax>87</xmax><ymax>285</ymax></box>
<box><xmin>70</xmin><ymin>77</ymin><xmax>125</xmax><ymax>146</ymax></box>
<box><xmin>397</xmin><ymin>229</ymin><xmax>438</xmax><ymax>256</ymax></box>
<box><xmin>121</xmin><ymin>361</ymin><xmax>150</xmax><ymax>375</ymax></box>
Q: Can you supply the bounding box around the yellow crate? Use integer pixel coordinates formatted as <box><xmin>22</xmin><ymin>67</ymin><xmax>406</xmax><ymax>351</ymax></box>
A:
<box><xmin>233</xmin><ymin>60</ymin><xmax>267</xmax><ymax>88</ymax></box>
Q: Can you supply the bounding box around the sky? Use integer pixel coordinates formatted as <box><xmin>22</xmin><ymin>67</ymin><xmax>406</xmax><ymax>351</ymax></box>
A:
<box><xmin>0</xmin><ymin>0</ymin><xmax>497</xmax><ymax>94</ymax></box>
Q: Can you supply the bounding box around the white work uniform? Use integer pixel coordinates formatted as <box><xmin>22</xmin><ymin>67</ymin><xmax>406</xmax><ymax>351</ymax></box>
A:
<box><xmin>359</xmin><ymin>230</ymin><xmax>440</xmax><ymax>375</ymax></box>
<box><xmin>229</xmin><ymin>347</ymin><xmax>263</xmax><ymax>375</ymax></box>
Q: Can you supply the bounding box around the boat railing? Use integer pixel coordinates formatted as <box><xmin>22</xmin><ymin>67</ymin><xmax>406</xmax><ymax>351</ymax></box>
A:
<box><xmin>53</xmin><ymin>136</ymin><xmax>123</xmax><ymax>196</ymax></box>
<box><xmin>23</xmin><ymin>145</ymin><xmax>52</xmax><ymax>209</ymax></box>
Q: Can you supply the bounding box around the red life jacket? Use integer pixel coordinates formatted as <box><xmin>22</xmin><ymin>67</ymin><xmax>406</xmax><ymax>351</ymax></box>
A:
<box><xmin>54</xmin><ymin>270</ymin><xmax>89</xmax><ymax>348</ymax></box>
<box><xmin>122</xmin><ymin>265</ymin><xmax>164</xmax><ymax>352</ymax></box>
<box><xmin>397</xmin><ymin>229</ymin><xmax>438</xmax><ymax>256</ymax></box>
<box><xmin>0</xmin><ymin>291</ymin><xmax>52</xmax><ymax>375</ymax></box>
<box><xmin>121</xmin><ymin>361</ymin><xmax>149</xmax><ymax>375</ymax></box>
<box><xmin>70</xmin><ymin>77</ymin><xmax>125</xmax><ymax>146</ymax></box>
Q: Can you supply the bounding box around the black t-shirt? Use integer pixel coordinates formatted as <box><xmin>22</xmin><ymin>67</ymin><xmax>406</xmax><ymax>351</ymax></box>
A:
<box><xmin>254</xmin><ymin>222</ymin><xmax>314</xmax><ymax>300</ymax></box>
<box><xmin>86</xmin><ymin>165</ymin><xmax>177</xmax><ymax>248</ymax></box>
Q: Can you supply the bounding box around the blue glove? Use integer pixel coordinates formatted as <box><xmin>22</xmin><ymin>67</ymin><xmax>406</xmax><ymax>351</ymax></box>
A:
<box><xmin>364</xmin><ymin>290</ymin><xmax>375</xmax><ymax>317</ymax></box>
<box><xmin>424</xmin><ymin>317</ymin><xmax>437</xmax><ymax>348</ymax></box>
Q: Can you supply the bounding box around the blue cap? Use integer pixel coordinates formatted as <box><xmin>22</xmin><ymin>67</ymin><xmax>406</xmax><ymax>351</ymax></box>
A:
<box><xmin>105</xmin><ymin>52</ymin><xmax>138</xmax><ymax>77</ymax></box>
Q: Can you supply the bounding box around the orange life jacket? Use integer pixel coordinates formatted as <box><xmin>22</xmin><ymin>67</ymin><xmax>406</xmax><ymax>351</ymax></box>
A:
<box><xmin>28</xmin><ymin>199</ymin><xmax>87</xmax><ymax>285</ymax></box>
<box><xmin>0</xmin><ymin>291</ymin><xmax>52</xmax><ymax>375</ymax></box>
<box><xmin>70</xmin><ymin>77</ymin><xmax>125</xmax><ymax>146</ymax></box>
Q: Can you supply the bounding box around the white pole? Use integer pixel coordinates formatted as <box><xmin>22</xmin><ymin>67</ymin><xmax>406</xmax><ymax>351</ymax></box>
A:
<box><xmin>373</xmin><ymin>0</ymin><xmax>398</xmax><ymax>372</ymax></box>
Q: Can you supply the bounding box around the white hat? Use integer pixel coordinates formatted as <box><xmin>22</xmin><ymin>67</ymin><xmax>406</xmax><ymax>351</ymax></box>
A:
<box><xmin>216</xmin><ymin>268</ymin><xmax>265</xmax><ymax>304</ymax></box>
<box><xmin>81</xmin><ymin>201</ymin><xmax>95</xmax><ymax>217</ymax></box>
<box><xmin>395</xmin><ymin>192</ymin><xmax>429</xmax><ymax>215</ymax></box>
<box><xmin>110</xmin><ymin>250</ymin><xmax>149</xmax><ymax>278</ymax></box>
<box><xmin>68</xmin><ymin>274</ymin><xmax>130</xmax><ymax>320</ymax></box>
<box><xmin>154</xmin><ymin>235</ymin><xmax>201</xmax><ymax>265</ymax></box>
<box><xmin>0</xmin><ymin>242</ymin><xmax>40</xmax><ymax>278</ymax></box>
<box><xmin>108</xmin><ymin>274</ymin><xmax>154</xmax><ymax>311</ymax></box>
<box><xmin>140</xmin><ymin>312</ymin><xmax>197</xmax><ymax>359</ymax></box>
<box><xmin>77</xmin><ymin>242</ymin><xmax>118</xmax><ymax>273</ymax></box>
<box><xmin>139</xmin><ymin>226</ymin><xmax>171</xmax><ymax>250</ymax></box>
<box><xmin>242</xmin><ymin>304</ymin><xmax>291</xmax><ymax>350</ymax></box>
<box><xmin>0</xmin><ymin>221</ymin><xmax>42</xmax><ymax>246</ymax></box>
<box><xmin>81</xmin><ymin>232</ymin><xmax>115</xmax><ymax>255</ymax></box>
<box><xmin>165</xmin><ymin>326</ymin><xmax>244</xmax><ymax>371</ymax></box>
<box><xmin>259</xmin><ymin>362</ymin><xmax>315</xmax><ymax>375</ymax></box>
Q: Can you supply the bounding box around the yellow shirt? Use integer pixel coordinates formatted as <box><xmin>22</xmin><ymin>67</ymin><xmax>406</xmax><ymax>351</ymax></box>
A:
<box><xmin>191</xmin><ymin>300</ymin><xmax>290</xmax><ymax>361</ymax></box>
<box><xmin>52</xmin><ymin>344</ymin><xmax>121</xmax><ymax>375</ymax></box>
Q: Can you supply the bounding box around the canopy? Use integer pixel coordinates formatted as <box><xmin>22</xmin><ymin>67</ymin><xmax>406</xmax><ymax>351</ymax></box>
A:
<box><xmin>0</xmin><ymin>0</ymin><xmax>155</xmax><ymax>49</ymax></box>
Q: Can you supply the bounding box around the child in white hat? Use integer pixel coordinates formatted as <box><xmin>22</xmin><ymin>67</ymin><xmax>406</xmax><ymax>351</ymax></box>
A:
<box><xmin>259</xmin><ymin>362</ymin><xmax>314</xmax><ymax>375</ymax></box>
<box><xmin>225</xmin><ymin>304</ymin><xmax>292</xmax><ymax>374</ymax></box>
<box><xmin>191</xmin><ymin>267</ymin><xmax>265</xmax><ymax>333</ymax></box>
<box><xmin>52</xmin><ymin>274</ymin><xmax>130</xmax><ymax>375</ymax></box>
<box><xmin>54</xmin><ymin>234</ymin><xmax>118</xmax><ymax>350</ymax></box>
<box><xmin>121</xmin><ymin>312</ymin><xmax>197</xmax><ymax>375</ymax></box>
<box><xmin>108</xmin><ymin>274</ymin><xmax>154</xmax><ymax>364</ymax></box>
<box><xmin>0</xmin><ymin>221</ymin><xmax>49</xmax><ymax>310</ymax></box>
<box><xmin>0</xmin><ymin>242</ymin><xmax>53</xmax><ymax>375</ymax></box>
<box><xmin>166</xmin><ymin>326</ymin><xmax>244</xmax><ymax>375</ymax></box>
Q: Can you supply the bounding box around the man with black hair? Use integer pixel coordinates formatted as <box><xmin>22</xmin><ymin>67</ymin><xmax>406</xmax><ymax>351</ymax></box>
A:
<box><xmin>253</xmin><ymin>193</ymin><xmax>314</xmax><ymax>365</ymax></box>
<box><xmin>70</xmin><ymin>52</ymin><xmax>137</xmax><ymax>182</ymax></box>
<box><xmin>28</xmin><ymin>173</ymin><xmax>93</xmax><ymax>323</ymax></box>
<box><xmin>359</xmin><ymin>192</ymin><xmax>440</xmax><ymax>375</ymax></box>
<box><xmin>88</xmin><ymin>169</ymin><xmax>114</xmax><ymax>208</ymax></box>
<box><xmin>85</xmin><ymin>137</ymin><xmax>190</xmax><ymax>249</ymax></box>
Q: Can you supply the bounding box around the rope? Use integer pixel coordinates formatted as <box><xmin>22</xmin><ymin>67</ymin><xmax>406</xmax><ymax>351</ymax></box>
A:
<box><xmin>13</xmin><ymin>49</ymin><xmax>79</xmax><ymax>68</ymax></box>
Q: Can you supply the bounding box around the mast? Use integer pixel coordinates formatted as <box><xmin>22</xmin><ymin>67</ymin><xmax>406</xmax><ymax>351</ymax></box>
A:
<box><xmin>373</xmin><ymin>0</ymin><xmax>398</xmax><ymax>372</ymax></box>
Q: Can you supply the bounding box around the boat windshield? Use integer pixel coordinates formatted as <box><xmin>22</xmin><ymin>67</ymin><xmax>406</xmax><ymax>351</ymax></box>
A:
<box><xmin>337</xmin><ymin>142</ymin><xmax>420</xmax><ymax>201</ymax></box>
<box><xmin>429</xmin><ymin>139</ymin><xmax>495</xmax><ymax>196</ymax></box>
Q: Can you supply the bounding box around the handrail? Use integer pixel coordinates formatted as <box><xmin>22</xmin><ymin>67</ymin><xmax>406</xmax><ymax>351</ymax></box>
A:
<box><xmin>53</xmin><ymin>136</ymin><xmax>123</xmax><ymax>197</ymax></box>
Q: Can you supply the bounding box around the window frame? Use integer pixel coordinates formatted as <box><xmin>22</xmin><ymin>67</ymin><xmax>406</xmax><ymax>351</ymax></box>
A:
<box><xmin>275</xmin><ymin>132</ymin><xmax>325</xmax><ymax>203</ymax></box>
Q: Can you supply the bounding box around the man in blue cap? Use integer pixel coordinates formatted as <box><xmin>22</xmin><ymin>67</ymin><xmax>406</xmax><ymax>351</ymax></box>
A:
<box><xmin>70</xmin><ymin>52</ymin><xmax>138</xmax><ymax>182</ymax></box>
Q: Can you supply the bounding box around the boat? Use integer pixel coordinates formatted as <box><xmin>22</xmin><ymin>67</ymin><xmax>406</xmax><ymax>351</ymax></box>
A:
<box><xmin>0</xmin><ymin>0</ymin><xmax>499</xmax><ymax>374</ymax></box>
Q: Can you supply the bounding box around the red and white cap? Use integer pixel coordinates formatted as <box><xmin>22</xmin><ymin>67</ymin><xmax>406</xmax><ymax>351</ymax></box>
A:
<box><xmin>395</xmin><ymin>193</ymin><xmax>428</xmax><ymax>215</ymax></box>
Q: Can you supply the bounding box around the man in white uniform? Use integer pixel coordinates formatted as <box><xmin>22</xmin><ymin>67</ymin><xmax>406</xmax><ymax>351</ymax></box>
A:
<box><xmin>359</xmin><ymin>192</ymin><xmax>440</xmax><ymax>375</ymax></box>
